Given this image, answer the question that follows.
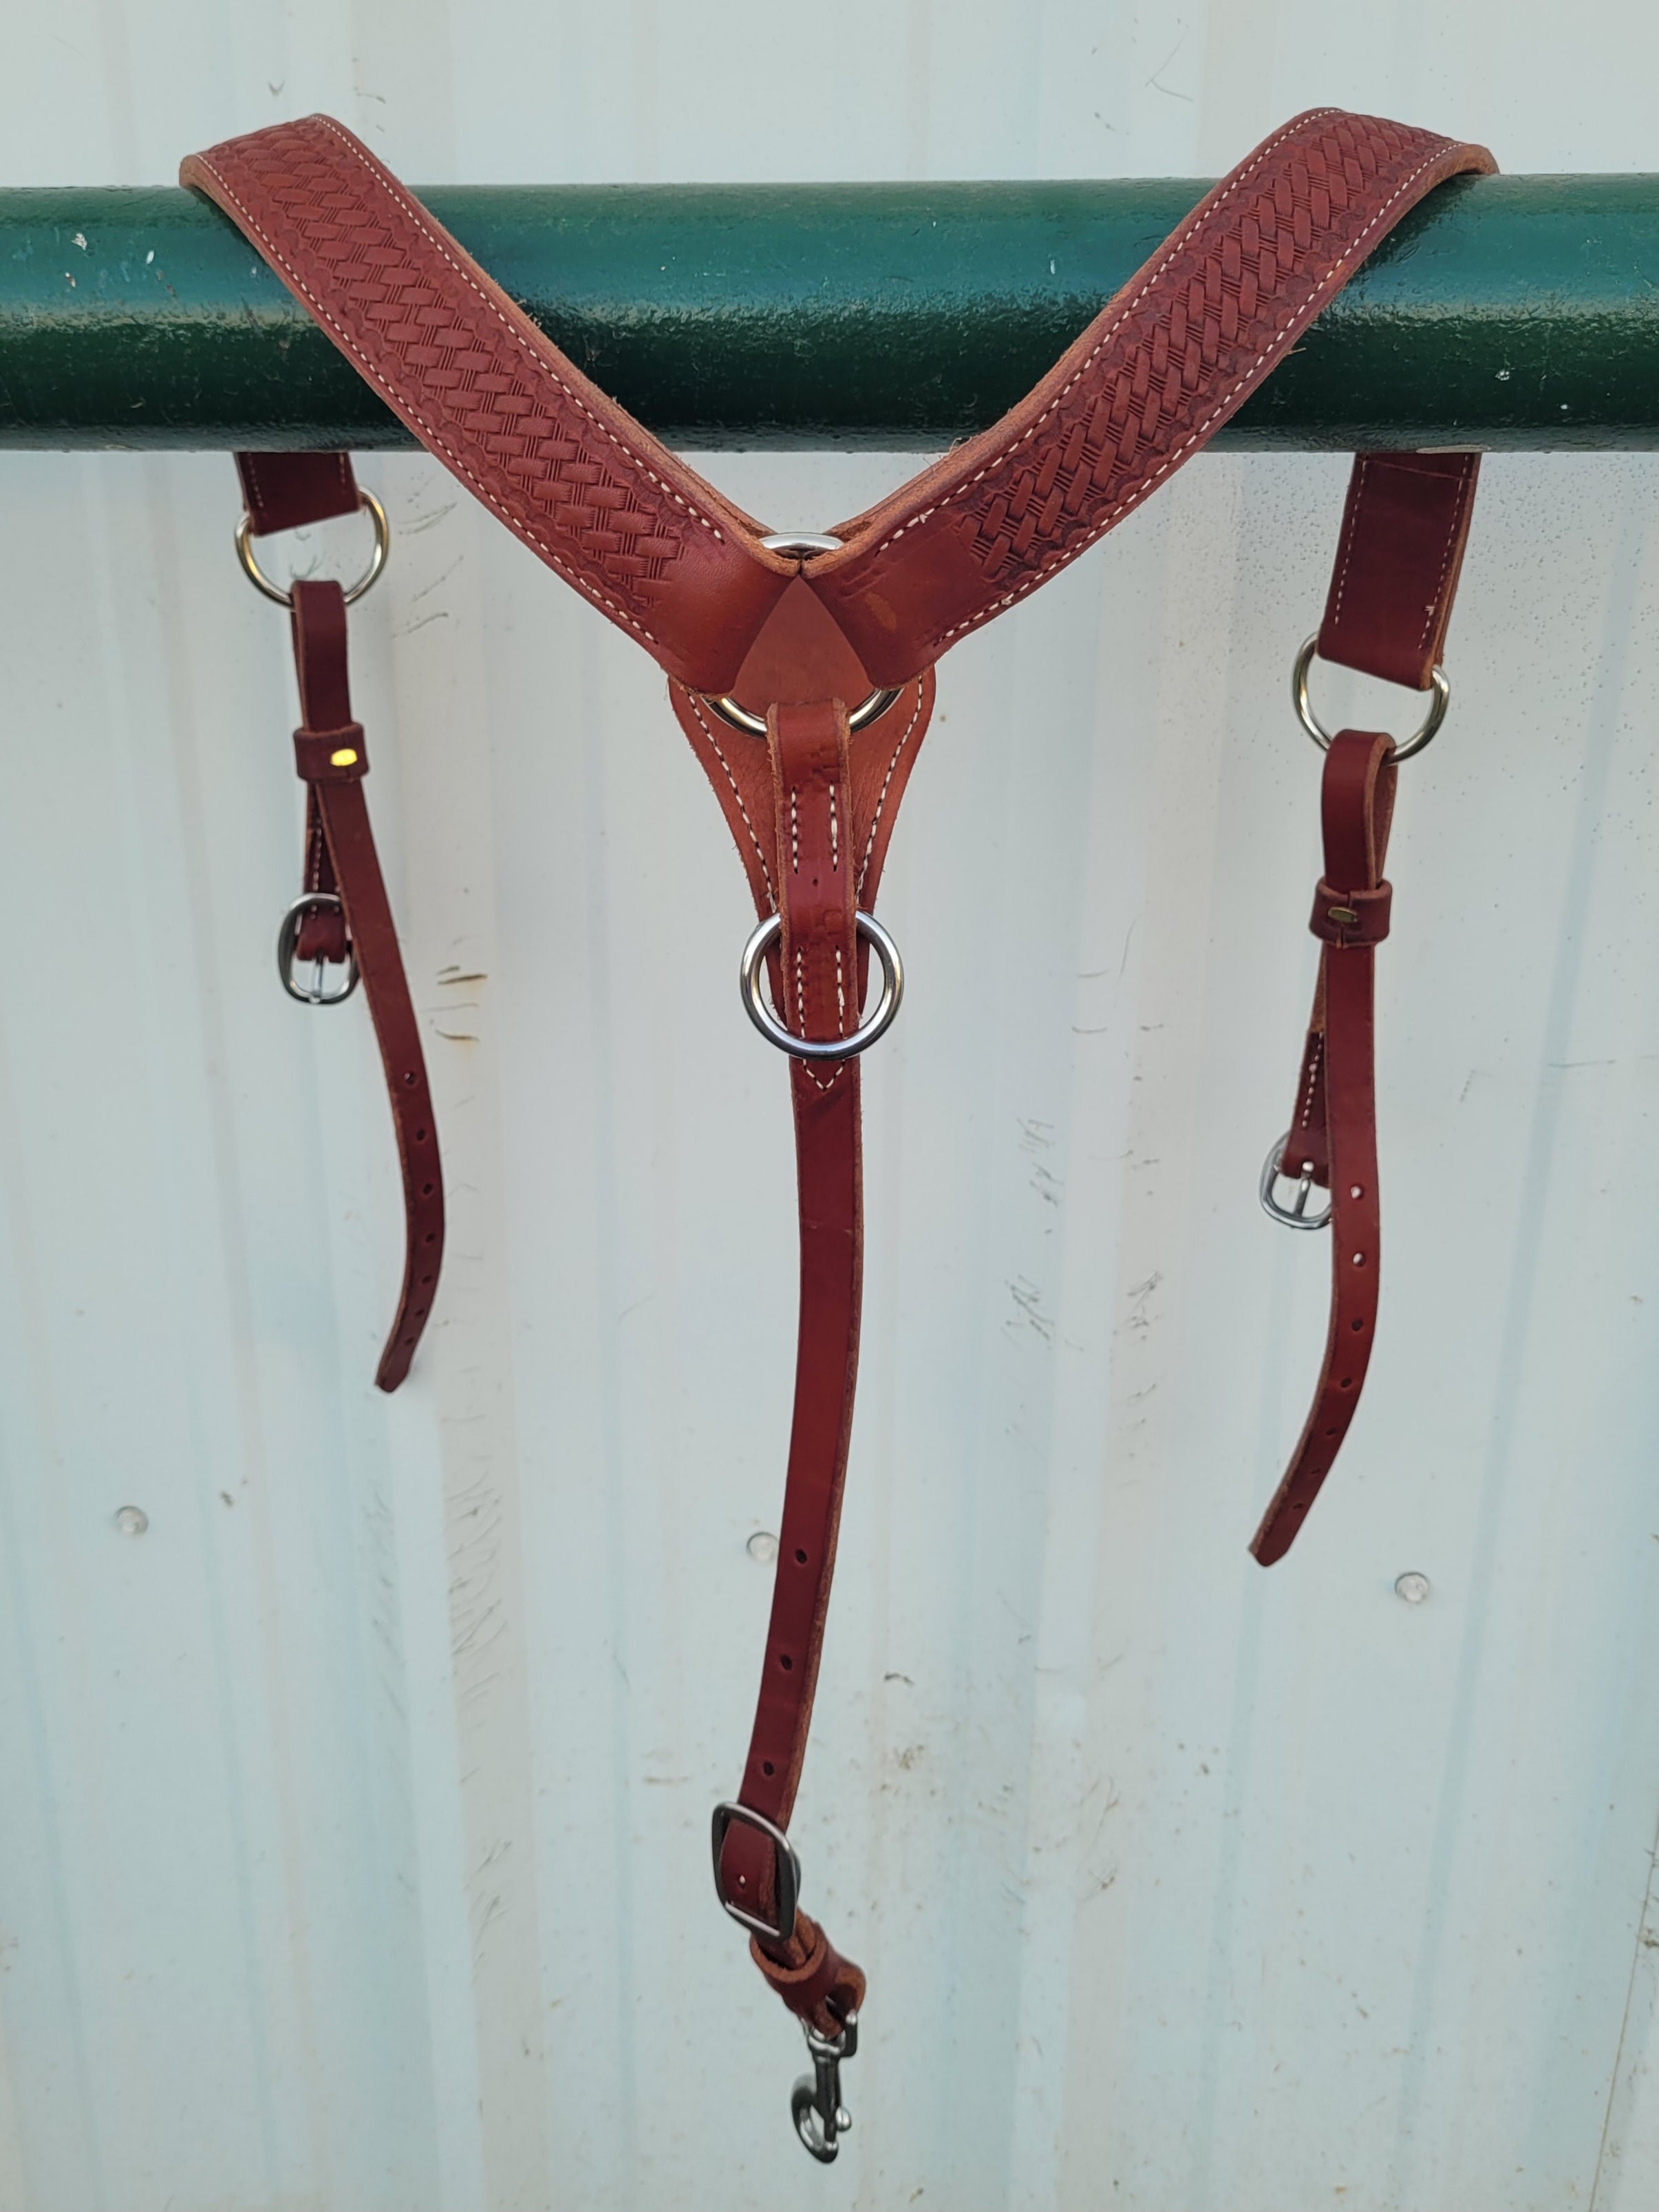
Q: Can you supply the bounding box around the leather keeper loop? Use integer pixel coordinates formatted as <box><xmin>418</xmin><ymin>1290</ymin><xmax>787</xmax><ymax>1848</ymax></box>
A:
<box><xmin>748</xmin><ymin>1911</ymin><xmax>866</xmax><ymax>2037</ymax></box>
<box><xmin>295</xmin><ymin>724</ymin><xmax>369</xmax><ymax>782</ymax></box>
<box><xmin>1310</xmin><ymin>878</ymin><xmax>1391</xmax><ymax>946</ymax></box>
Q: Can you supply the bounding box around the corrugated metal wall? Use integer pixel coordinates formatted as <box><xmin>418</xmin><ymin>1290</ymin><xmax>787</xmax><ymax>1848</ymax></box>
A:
<box><xmin>3</xmin><ymin>6</ymin><xmax>1659</xmax><ymax>2208</ymax></box>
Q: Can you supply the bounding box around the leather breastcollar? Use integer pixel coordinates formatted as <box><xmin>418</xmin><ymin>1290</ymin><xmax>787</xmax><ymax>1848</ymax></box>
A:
<box><xmin>184</xmin><ymin>103</ymin><xmax>1495</xmax><ymax>2157</ymax></box>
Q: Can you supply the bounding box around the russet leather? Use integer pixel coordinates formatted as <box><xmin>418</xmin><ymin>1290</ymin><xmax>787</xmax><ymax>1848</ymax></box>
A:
<box><xmin>280</xmin><ymin>541</ymin><xmax>445</xmax><ymax>1392</ymax></box>
<box><xmin>1253</xmin><ymin>730</ymin><xmax>1397</xmax><ymax>1565</ymax></box>
<box><xmin>186</xmin><ymin>106</ymin><xmax>1492</xmax><ymax>2067</ymax></box>
<box><xmin>1317</xmin><ymin>451</ymin><xmax>1481</xmax><ymax>689</ymax></box>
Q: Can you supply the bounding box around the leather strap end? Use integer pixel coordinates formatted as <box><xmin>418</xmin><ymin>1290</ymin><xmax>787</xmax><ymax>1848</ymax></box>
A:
<box><xmin>749</xmin><ymin>1911</ymin><xmax>866</xmax><ymax>2039</ymax></box>
<box><xmin>236</xmin><ymin>450</ymin><xmax>359</xmax><ymax>536</ymax></box>
<box><xmin>295</xmin><ymin>724</ymin><xmax>370</xmax><ymax>782</ymax></box>
<box><xmin>1309</xmin><ymin>877</ymin><xmax>1391</xmax><ymax>945</ymax></box>
<box><xmin>1316</xmin><ymin>452</ymin><xmax>1481</xmax><ymax>690</ymax></box>
<box><xmin>295</xmin><ymin>905</ymin><xmax>350</xmax><ymax>962</ymax></box>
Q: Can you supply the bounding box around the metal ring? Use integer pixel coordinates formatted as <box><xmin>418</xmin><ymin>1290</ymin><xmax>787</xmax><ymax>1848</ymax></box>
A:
<box><xmin>1292</xmin><ymin>633</ymin><xmax>1450</xmax><ymax>764</ymax></box>
<box><xmin>277</xmin><ymin>893</ymin><xmax>360</xmax><ymax>1006</ymax></box>
<box><xmin>1259</xmin><ymin>1131</ymin><xmax>1332</xmax><ymax>1231</ymax></box>
<box><xmin>236</xmin><ymin>488</ymin><xmax>390</xmax><ymax>609</ymax></box>
<box><xmin>740</xmin><ymin>911</ymin><xmax>903</xmax><ymax>1060</ymax></box>
<box><xmin>703</xmin><ymin>685</ymin><xmax>903</xmax><ymax>738</ymax></box>
<box><xmin>760</xmin><ymin>533</ymin><xmax>845</xmax><ymax>556</ymax></box>
<box><xmin>704</xmin><ymin>531</ymin><xmax>902</xmax><ymax>735</ymax></box>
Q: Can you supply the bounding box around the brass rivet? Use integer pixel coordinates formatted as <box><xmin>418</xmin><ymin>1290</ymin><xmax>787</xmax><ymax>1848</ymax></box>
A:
<box><xmin>1328</xmin><ymin>905</ymin><xmax>1358</xmax><ymax>924</ymax></box>
<box><xmin>330</xmin><ymin>747</ymin><xmax>358</xmax><ymax>767</ymax></box>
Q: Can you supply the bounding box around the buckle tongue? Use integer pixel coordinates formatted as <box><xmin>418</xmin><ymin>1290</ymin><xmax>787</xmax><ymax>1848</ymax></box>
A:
<box><xmin>792</xmin><ymin>2014</ymin><xmax>857</xmax><ymax>2163</ymax></box>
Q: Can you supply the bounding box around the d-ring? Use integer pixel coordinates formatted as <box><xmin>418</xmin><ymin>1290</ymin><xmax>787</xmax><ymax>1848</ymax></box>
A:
<box><xmin>237</xmin><ymin>488</ymin><xmax>390</xmax><ymax>608</ymax></box>
<box><xmin>277</xmin><ymin>893</ymin><xmax>361</xmax><ymax>1006</ymax></box>
<box><xmin>703</xmin><ymin>685</ymin><xmax>903</xmax><ymax>738</ymax></box>
<box><xmin>703</xmin><ymin>532</ymin><xmax>903</xmax><ymax>735</ymax></box>
<box><xmin>740</xmin><ymin>911</ymin><xmax>903</xmax><ymax>1060</ymax></box>
<box><xmin>1259</xmin><ymin>1131</ymin><xmax>1331</xmax><ymax>1230</ymax></box>
<box><xmin>1292</xmin><ymin>634</ymin><xmax>1450</xmax><ymax>764</ymax></box>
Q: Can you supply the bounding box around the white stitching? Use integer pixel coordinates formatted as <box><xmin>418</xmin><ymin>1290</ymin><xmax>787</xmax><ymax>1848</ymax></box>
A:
<box><xmin>923</xmin><ymin>137</ymin><xmax>1456</xmax><ymax>652</ymax></box>
<box><xmin>191</xmin><ymin>154</ymin><xmax>670</xmax><ymax>653</ymax></box>
<box><xmin>312</xmin><ymin>118</ymin><xmax>732</xmax><ymax>542</ymax></box>
<box><xmin>682</xmin><ymin>688</ymin><xmax>774</xmax><ymax>902</ymax></box>
<box><xmin>1325</xmin><ymin>455</ymin><xmax>1372</xmax><ymax>634</ymax></box>
<box><xmin>859</xmin><ymin>110</ymin><xmax>1343</xmax><ymax>559</ymax></box>
<box><xmin>1417</xmin><ymin>454</ymin><xmax>1475</xmax><ymax>652</ymax></box>
<box><xmin>857</xmin><ymin>683</ymin><xmax>926</xmax><ymax>896</ymax></box>
<box><xmin>828</xmin><ymin>786</ymin><xmax>839</xmax><ymax>871</ymax></box>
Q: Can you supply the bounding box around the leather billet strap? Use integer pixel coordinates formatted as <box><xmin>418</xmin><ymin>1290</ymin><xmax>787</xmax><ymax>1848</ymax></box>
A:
<box><xmin>1251</xmin><ymin>731</ymin><xmax>1395</xmax><ymax>1567</ymax></box>
<box><xmin>184</xmin><ymin>111</ymin><xmax>1494</xmax><ymax>696</ymax></box>
<box><xmin>1250</xmin><ymin>449</ymin><xmax>1480</xmax><ymax>1563</ymax></box>
<box><xmin>240</xmin><ymin>447</ymin><xmax>445</xmax><ymax>1392</ymax></box>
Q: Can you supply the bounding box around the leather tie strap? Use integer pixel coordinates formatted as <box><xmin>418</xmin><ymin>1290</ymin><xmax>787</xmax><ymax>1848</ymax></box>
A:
<box><xmin>1250</xmin><ymin>449</ymin><xmax>1481</xmax><ymax>1563</ymax></box>
<box><xmin>244</xmin><ymin>447</ymin><xmax>445</xmax><ymax>1392</ymax></box>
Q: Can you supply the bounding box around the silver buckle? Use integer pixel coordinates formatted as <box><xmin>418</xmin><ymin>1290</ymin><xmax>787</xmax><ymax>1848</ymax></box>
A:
<box><xmin>1259</xmin><ymin>1131</ymin><xmax>1332</xmax><ymax>1230</ymax></box>
<box><xmin>710</xmin><ymin>1801</ymin><xmax>800</xmax><ymax>1942</ymax></box>
<box><xmin>738</xmin><ymin>909</ymin><xmax>903</xmax><ymax>1062</ymax></box>
<box><xmin>277</xmin><ymin>892</ymin><xmax>360</xmax><ymax>1006</ymax></box>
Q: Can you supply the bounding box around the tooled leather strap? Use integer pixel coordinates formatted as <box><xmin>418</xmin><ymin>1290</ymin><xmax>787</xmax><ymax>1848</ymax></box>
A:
<box><xmin>185</xmin><ymin>111</ymin><xmax>1492</xmax><ymax>699</ymax></box>
<box><xmin>184</xmin><ymin>120</ymin><xmax>792</xmax><ymax>692</ymax></box>
<box><xmin>811</xmin><ymin>111</ymin><xmax>1495</xmax><ymax>682</ymax></box>
<box><xmin>1250</xmin><ymin>450</ymin><xmax>1479</xmax><ymax>1563</ymax></box>
<box><xmin>248</xmin><ymin>456</ymin><xmax>446</xmax><ymax>1391</ymax></box>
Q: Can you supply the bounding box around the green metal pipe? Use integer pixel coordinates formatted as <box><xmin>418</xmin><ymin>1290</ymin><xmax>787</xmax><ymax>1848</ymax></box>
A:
<box><xmin>0</xmin><ymin>175</ymin><xmax>1653</xmax><ymax>451</ymax></box>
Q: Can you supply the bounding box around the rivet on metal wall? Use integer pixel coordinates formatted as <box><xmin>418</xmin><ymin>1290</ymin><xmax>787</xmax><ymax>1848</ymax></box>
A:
<box><xmin>1394</xmin><ymin>1571</ymin><xmax>1431</xmax><ymax>1604</ymax></box>
<box><xmin>114</xmin><ymin>1505</ymin><xmax>149</xmax><ymax>1536</ymax></box>
<box><xmin>747</xmin><ymin>1531</ymin><xmax>779</xmax><ymax>1565</ymax></box>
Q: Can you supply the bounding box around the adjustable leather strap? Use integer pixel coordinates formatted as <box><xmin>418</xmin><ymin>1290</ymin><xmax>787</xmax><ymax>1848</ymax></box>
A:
<box><xmin>273</xmin><ymin>544</ymin><xmax>445</xmax><ymax>1390</ymax></box>
<box><xmin>1250</xmin><ymin>449</ymin><xmax>1479</xmax><ymax>1563</ymax></box>
<box><xmin>718</xmin><ymin>702</ymin><xmax>866</xmax><ymax>2032</ymax></box>
<box><xmin>1251</xmin><ymin>732</ymin><xmax>1395</xmax><ymax>1565</ymax></box>
<box><xmin>670</xmin><ymin>590</ymin><xmax>934</xmax><ymax>2033</ymax></box>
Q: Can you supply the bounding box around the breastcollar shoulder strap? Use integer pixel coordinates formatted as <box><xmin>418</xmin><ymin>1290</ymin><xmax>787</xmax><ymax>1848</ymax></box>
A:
<box><xmin>811</xmin><ymin>110</ymin><xmax>1494</xmax><ymax>680</ymax></box>
<box><xmin>182</xmin><ymin>116</ymin><xmax>796</xmax><ymax>694</ymax></box>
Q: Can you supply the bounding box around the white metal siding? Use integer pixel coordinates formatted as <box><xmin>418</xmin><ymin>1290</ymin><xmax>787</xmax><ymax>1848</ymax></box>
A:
<box><xmin>1</xmin><ymin>6</ymin><xmax>1658</xmax><ymax>2208</ymax></box>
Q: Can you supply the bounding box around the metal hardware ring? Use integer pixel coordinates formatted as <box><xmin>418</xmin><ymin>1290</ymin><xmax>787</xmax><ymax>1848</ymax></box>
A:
<box><xmin>1292</xmin><ymin>632</ymin><xmax>1451</xmax><ymax>764</ymax></box>
<box><xmin>277</xmin><ymin>892</ymin><xmax>361</xmax><ymax>1006</ymax></box>
<box><xmin>1259</xmin><ymin>1131</ymin><xmax>1332</xmax><ymax>1231</ymax></box>
<box><xmin>740</xmin><ymin>911</ymin><xmax>903</xmax><ymax>1060</ymax></box>
<box><xmin>236</xmin><ymin>487</ymin><xmax>390</xmax><ymax>608</ymax></box>
<box><xmin>703</xmin><ymin>531</ymin><xmax>903</xmax><ymax>735</ymax></box>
